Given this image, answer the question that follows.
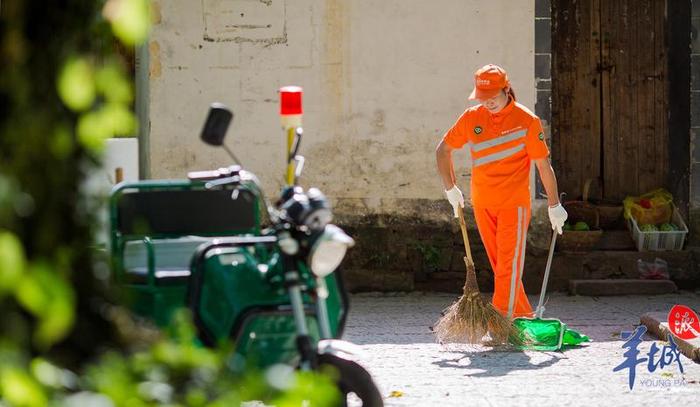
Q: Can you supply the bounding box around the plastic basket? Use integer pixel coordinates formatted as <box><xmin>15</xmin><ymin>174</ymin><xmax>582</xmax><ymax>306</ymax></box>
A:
<box><xmin>628</xmin><ymin>208</ymin><xmax>688</xmax><ymax>251</ymax></box>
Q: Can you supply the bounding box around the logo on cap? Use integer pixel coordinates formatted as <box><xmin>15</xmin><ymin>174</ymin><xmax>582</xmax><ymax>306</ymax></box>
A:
<box><xmin>474</xmin><ymin>126</ymin><xmax>483</xmax><ymax>134</ymax></box>
<box><xmin>538</xmin><ymin>132</ymin><xmax>545</xmax><ymax>141</ymax></box>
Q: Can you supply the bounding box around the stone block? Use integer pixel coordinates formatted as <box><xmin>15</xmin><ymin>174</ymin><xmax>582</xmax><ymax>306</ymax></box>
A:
<box><xmin>536</xmin><ymin>90</ymin><xmax>551</xmax><ymax>121</ymax></box>
<box><xmin>535</xmin><ymin>0</ymin><xmax>551</xmax><ymax>18</ymax></box>
<box><xmin>535</xmin><ymin>53</ymin><xmax>551</xmax><ymax>79</ymax></box>
<box><xmin>535</xmin><ymin>18</ymin><xmax>551</xmax><ymax>53</ymax></box>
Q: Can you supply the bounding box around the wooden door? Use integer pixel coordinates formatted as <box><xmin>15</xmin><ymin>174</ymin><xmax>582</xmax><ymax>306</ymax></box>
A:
<box><xmin>552</xmin><ymin>0</ymin><xmax>668</xmax><ymax>202</ymax></box>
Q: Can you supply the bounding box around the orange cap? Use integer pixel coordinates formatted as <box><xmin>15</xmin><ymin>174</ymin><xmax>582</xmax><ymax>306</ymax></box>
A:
<box><xmin>468</xmin><ymin>64</ymin><xmax>510</xmax><ymax>100</ymax></box>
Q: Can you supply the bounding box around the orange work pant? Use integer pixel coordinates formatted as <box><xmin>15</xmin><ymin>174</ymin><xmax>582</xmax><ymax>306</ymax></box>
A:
<box><xmin>473</xmin><ymin>206</ymin><xmax>533</xmax><ymax>319</ymax></box>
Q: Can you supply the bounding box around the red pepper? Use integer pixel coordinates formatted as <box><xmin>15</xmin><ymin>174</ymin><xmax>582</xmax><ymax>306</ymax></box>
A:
<box><xmin>639</xmin><ymin>198</ymin><xmax>652</xmax><ymax>209</ymax></box>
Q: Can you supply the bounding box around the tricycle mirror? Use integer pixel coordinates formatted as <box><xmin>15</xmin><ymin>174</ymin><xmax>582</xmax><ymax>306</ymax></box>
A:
<box><xmin>201</xmin><ymin>103</ymin><xmax>233</xmax><ymax>146</ymax></box>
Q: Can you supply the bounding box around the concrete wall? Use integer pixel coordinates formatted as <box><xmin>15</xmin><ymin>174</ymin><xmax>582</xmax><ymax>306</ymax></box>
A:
<box><xmin>146</xmin><ymin>0</ymin><xmax>536</xmax><ymax>222</ymax></box>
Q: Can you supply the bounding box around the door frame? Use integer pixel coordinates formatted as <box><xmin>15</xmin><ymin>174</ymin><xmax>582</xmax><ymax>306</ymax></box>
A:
<box><xmin>667</xmin><ymin>0</ymin><xmax>691</xmax><ymax>218</ymax></box>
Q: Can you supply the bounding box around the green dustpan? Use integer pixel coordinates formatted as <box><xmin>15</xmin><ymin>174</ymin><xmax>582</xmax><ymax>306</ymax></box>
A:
<box><xmin>512</xmin><ymin>230</ymin><xmax>589</xmax><ymax>350</ymax></box>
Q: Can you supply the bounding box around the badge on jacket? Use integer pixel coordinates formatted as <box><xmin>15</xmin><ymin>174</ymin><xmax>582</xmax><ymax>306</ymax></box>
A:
<box><xmin>474</xmin><ymin>126</ymin><xmax>482</xmax><ymax>134</ymax></box>
<box><xmin>538</xmin><ymin>132</ymin><xmax>545</xmax><ymax>141</ymax></box>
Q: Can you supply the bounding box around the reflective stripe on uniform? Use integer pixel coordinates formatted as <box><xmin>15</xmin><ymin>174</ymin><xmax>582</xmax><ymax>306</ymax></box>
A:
<box><xmin>473</xmin><ymin>143</ymin><xmax>524</xmax><ymax>167</ymax></box>
<box><xmin>508</xmin><ymin>207</ymin><xmax>524</xmax><ymax>318</ymax></box>
<box><xmin>471</xmin><ymin>129</ymin><xmax>526</xmax><ymax>152</ymax></box>
<box><xmin>516</xmin><ymin>207</ymin><xmax>528</xmax><ymax>315</ymax></box>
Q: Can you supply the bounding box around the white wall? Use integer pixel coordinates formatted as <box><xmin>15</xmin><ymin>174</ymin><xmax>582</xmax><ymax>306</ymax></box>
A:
<box><xmin>147</xmin><ymin>0</ymin><xmax>535</xmax><ymax>218</ymax></box>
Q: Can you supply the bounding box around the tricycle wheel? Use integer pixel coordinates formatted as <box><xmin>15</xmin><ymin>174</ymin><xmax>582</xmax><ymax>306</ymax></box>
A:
<box><xmin>317</xmin><ymin>353</ymin><xmax>383</xmax><ymax>407</ymax></box>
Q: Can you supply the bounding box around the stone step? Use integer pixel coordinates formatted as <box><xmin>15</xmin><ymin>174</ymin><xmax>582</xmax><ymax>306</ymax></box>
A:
<box><xmin>411</xmin><ymin>249</ymin><xmax>696</xmax><ymax>294</ymax></box>
<box><xmin>569</xmin><ymin>279</ymin><xmax>678</xmax><ymax>296</ymax></box>
<box><xmin>640</xmin><ymin>312</ymin><xmax>700</xmax><ymax>363</ymax></box>
<box><xmin>597</xmin><ymin>230</ymin><xmax>636</xmax><ymax>251</ymax></box>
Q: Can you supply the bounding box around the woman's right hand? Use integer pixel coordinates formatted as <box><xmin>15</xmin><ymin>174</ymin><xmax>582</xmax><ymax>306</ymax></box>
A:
<box><xmin>445</xmin><ymin>185</ymin><xmax>464</xmax><ymax>218</ymax></box>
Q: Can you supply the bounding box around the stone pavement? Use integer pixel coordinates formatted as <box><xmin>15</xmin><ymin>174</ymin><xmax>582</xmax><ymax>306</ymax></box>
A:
<box><xmin>343</xmin><ymin>291</ymin><xmax>700</xmax><ymax>406</ymax></box>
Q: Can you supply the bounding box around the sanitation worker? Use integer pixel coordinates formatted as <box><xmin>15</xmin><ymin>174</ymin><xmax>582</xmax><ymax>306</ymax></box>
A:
<box><xmin>435</xmin><ymin>64</ymin><xmax>568</xmax><ymax>319</ymax></box>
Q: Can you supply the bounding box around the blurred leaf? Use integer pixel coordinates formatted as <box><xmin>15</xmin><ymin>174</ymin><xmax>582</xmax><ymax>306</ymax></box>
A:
<box><xmin>265</xmin><ymin>364</ymin><xmax>295</xmax><ymax>391</ymax></box>
<box><xmin>62</xmin><ymin>392</ymin><xmax>115</xmax><ymax>407</ymax></box>
<box><xmin>77</xmin><ymin>103</ymin><xmax>137</xmax><ymax>151</ymax></box>
<box><xmin>0</xmin><ymin>367</ymin><xmax>48</xmax><ymax>407</ymax></box>
<box><xmin>96</xmin><ymin>62</ymin><xmax>133</xmax><ymax>104</ymax></box>
<box><xmin>34</xmin><ymin>288</ymin><xmax>75</xmax><ymax>348</ymax></box>
<box><xmin>76</xmin><ymin>110</ymin><xmax>112</xmax><ymax>152</ymax></box>
<box><xmin>102</xmin><ymin>102</ymin><xmax>137</xmax><ymax>137</ymax></box>
<box><xmin>151</xmin><ymin>340</ymin><xmax>218</xmax><ymax>372</ymax></box>
<box><xmin>234</xmin><ymin>370</ymin><xmax>268</xmax><ymax>402</ymax></box>
<box><xmin>103</xmin><ymin>0</ymin><xmax>151</xmax><ymax>46</ymax></box>
<box><xmin>31</xmin><ymin>358</ymin><xmax>78</xmax><ymax>390</ymax></box>
<box><xmin>0</xmin><ymin>342</ymin><xmax>25</xmax><ymax>370</ymax></box>
<box><xmin>0</xmin><ymin>230</ymin><xmax>26</xmax><ymax>295</ymax></box>
<box><xmin>57</xmin><ymin>57</ymin><xmax>96</xmax><ymax>112</ymax></box>
<box><xmin>85</xmin><ymin>352</ymin><xmax>144</xmax><ymax>407</ymax></box>
<box><xmin>15</xmin><ymin>263</ymin><xmax>76</xmax><ymax>348</ymax></box>
<box><xmin>137</xmin><ymin>381</ymin><xmax>173</xmax><ymax>404</ymax></box>
<box><xmin>185</xmin><ymin>388</ymin><xmax>208</xmax><ymax>406</ymax></box>
<box><xmin>170</xmin><ymin>309</ymin><xmax>197</xmax><ymax>344</ymax></box>
<box><xmin>16</xmin><ymin>273</ymin><xmax>47</xmax><ymax>316</ymax></box>
<box><xmin>271</xmin><ymin>370</ymin><xmax>341</xmax><ymax>407</ymax></box>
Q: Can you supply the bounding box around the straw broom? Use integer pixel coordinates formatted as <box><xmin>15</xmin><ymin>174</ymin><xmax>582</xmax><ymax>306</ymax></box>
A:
<box><xmin>432</xmin><ymin>209</ymin><xmax>521</xmax><ymax>344</ymax></box>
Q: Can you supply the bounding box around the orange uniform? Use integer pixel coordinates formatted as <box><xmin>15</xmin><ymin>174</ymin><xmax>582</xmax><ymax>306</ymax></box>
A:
<box><xmin>443</xmin><ymin>98</ymin><xmax>549</xmax><ymax>318</ymax></box>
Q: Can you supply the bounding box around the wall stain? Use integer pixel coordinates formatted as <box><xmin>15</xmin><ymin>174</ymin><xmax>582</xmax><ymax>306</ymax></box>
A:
<box><xmin>371</xmin><ymin>109</ymin><xmax>385</xmax><ymax>133</ymax></box>
<box><xmin>201</xmin><ymin>0</ymin><xmax>286</xmax><ymax>45</ymax></box>
<box><xmin>151</xmin><ymin>0</ymin><xmax>162</xmax><ymax>24</ymax></box>
<box><xmin>149</xmin><ymin>41</ymin><xmax>161</xmax><ymax>78</ymax></box>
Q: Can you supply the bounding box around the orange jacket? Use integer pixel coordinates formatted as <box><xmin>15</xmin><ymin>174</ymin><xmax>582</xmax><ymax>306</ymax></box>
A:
<box><xmin>443</xmin><ymin>98</ymin><xmax>549</xmax><ymax>209</ymax></box>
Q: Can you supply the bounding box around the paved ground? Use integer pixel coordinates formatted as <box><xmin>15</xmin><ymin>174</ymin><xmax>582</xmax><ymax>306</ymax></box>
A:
<box><xmin>344</xmin><ymin>291</ymin><xmax>700</xmax><ymax>406</ymax></box>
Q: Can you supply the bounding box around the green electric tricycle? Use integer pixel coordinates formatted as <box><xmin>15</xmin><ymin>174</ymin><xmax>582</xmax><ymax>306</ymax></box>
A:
<box><xmin>109</xmin><ymin>102</ymin><xmax>383</xmax><ymax>406</ymax></box>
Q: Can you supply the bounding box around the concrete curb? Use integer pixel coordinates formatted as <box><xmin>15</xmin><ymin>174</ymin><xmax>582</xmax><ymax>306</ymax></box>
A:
<box><xmin>640</xmin><ymin>311</ymin><xmax>700</xmax><ymax>363</ymax></box>
<box><xmin>569</xmin><ymin>279</ymin><xmax>678</xmax><ymax>296</ymax></box>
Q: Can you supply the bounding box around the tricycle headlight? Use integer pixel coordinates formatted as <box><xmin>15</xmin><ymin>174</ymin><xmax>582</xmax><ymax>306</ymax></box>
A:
<box><xmin>309</xmin><ymin>225</ymin><xmax>354</xmax><ymax>277</ymax></box>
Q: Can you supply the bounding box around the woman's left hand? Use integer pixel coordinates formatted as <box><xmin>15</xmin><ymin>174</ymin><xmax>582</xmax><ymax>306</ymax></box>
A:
<box><xmin>548</xmin><ymin>203</ymin><xmax>568</xmax><ymax>234</ymax></box>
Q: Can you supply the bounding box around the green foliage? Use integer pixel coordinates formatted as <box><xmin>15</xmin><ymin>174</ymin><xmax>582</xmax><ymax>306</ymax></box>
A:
<box><xmin>104</xmin><ymin>0</ymin><xmax>152</xmax><ymax>46</ymax></box>
<box><xmin>0</xmin><ymin>310</ymin><xmax>340</xmax><ymax>405</ymax></box>
<box><xmin>0</xmin><ymin>367</ymin><xmax>47</xmax><ymax>407</ymax></box>
<box><xmin>0</xmin><ymin>1</ymin><xmax>340</xmax><ymax>405</ymax></box>
<box><xmin>59</xmin><ymin>56</ymin><xmax>138</xmax><ymax>150</ymax></box>
<box><xmin>412</xmin><ymin>241</ymin><xmax>441</xmax><ymax>270</ymax></box>
<box><xmin>57</xmin><ymin>58</ymin><xmax>97</xmax><ymax>112</ymax></box>
<box><xmin>0</xmin><ymin>231</ymin><xmax>26</xmax><ymax>294</ymax></box>
<box><xmin>16</xmin><ymin>262</ymin><xmax>76</xmax><ymax>349</ymax></box>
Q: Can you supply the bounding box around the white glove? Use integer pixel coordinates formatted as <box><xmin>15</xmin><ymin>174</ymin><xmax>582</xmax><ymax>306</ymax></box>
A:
<box><xmin>445</xmin><ymin>185</ymin><xmax>464</xmax><ymax>218</ymax></box>
<box><xmin>548</xmin><ymin>203</ymin><xmax>568</xmax><ymax>235</ymax></box>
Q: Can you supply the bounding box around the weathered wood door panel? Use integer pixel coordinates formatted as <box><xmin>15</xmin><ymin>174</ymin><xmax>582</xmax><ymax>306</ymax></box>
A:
<box><xmin>552</xmin><ymin>0</ymin><xmax>602</xmax><ymax>200</ymax></box>
<box><xmin>552</xmin><ymin>0</ymin><xmax>668</xmax><ymax>202</ymax></box>
<box><xmin>601</xmin><ymin>0</ymin><xmax>668</xmax><ymax>201</ymax></box>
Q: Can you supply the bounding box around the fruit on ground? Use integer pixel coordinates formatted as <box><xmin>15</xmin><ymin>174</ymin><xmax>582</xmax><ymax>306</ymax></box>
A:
<box><xmin>573</xmin><ymin>221</ymin><xmax>590</xmax><ymax>231</ymax></box>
